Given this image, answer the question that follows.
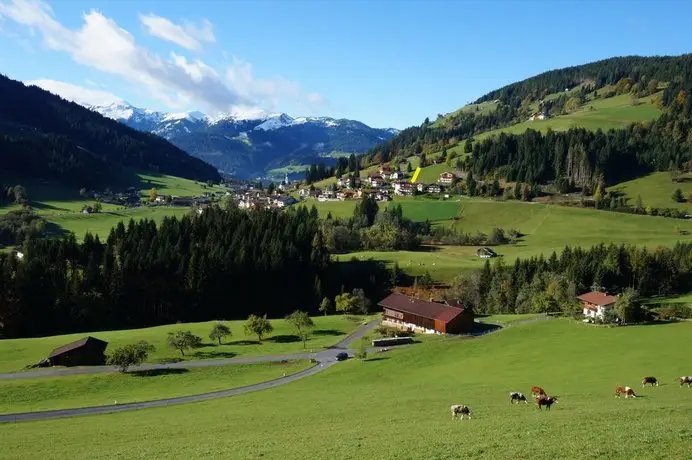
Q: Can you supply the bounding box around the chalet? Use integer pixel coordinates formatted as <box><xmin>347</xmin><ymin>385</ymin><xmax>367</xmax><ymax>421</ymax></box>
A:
<box><xmin>379</xmin><ymin>164</ymin><xmax>393</xmax><ymax>179</ymax></box>
<box><xmin>476</xmin><ymin>247</ymin><xmax>497</xmax><ymax>259</ymax></box>
<box><xmin>154</xmin><ymin>194</ymin><xmax>171</xmax><ymax>204</ymax></box>
<box><xmin>337</xmin><ymin>190</ymin><xmax>355</xmax><ymax>201</ymax></box>
<box><xmin>427</xmin><ymin>184</ymin><xmax>442</xmax><ymax>194</ymax></box>
<box><xmin>299</xmin><ymin>187</ymin><xmax>321</xmax><ymax>198</ymax></box>
<box><xmin>317</xmin><ymin>191</ymin><xmax>337</xmax><ymax>202</ymax></box>
<box><xmin>390</xmin><ymin>171</ymin><xmax>404</xmax><ymax>180</ymax></box>
<box><xmin>416</xmin><ymin>183</ymin><xmax>427</xmax><ymax>193</ymax></box>
<box><xmin>394</xmin><ymin>181</ymin><xmax>414</xmax><ymax>196</ymax></box>
<box><xmin>47</xmin><ymin>336</ymin><xmax>108</xmax><ymax>367</ymax></box>
<box><xmin>528</xmin><ymin>111</ymin><xmax>548</xmax><ymax>121</ymax></box>
<box><xmin>578</xmin><ymin>291</ymin><xmax>617</xmax><ymax>319</ymax></box>
<box><xmin>273</xmin><ymin>196</ymin><xmax>297</xmax><ymax>208</ymax></box>
<box><xmin>370</xmin><ymin>177</ymin><xmax>384</xmax><ymax>188</ymax></box>
<box><xmin>378</xmin><ymin>293</ymin><xmax>474</xmax><ymax>334</ymax></box>
<box><xmin>439</xmin><ymin>172</ymin><xmax>455</xmax><ymax>185</ymax></box>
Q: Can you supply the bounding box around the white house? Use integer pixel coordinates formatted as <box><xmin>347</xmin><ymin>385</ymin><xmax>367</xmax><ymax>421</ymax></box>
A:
<box><xmin>578</xmin><ymin>291</ymin><xmax>618</xmax><ymax>319</ymax></box>
<box><xmin>439</xmin><ymin>172</ymin><xmax>455</xmax><ymax>185</ymax></box>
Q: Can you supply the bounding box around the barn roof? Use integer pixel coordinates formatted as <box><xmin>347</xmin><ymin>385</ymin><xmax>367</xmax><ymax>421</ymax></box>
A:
<box><xmin>48</xmin><ymin>336</ymin><xmax>108</xmax><ymax>358</ymax></box>
<box><xmin>379</xmin><ymin>293</ymin><xmax>467</xmax><ymax>323</ymax></box>
<box><xmin>577</xmin><ymin>291</ymin><xmax>617</xmax><ymax>307</ymax></box>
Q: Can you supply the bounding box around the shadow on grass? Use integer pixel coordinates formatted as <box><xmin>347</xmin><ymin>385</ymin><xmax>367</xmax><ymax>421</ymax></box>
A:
<box><xmin>191</xmin><ymin>351</ymin><xmax>237</xmax><ymax>359</ymax></box>
<box><xmin>269</xmin><ymin>334</ymin><xmax>301</xmax><ymax>344</ymax></box>
<box><xmin>467</xmin><ymin>323</ymin><xmax>503</xmax><ymax>336</ymax></box>
<box><xmin>364</xmin><ymin>357</ymin><xmax>390</xmax><ymax>362</ymax></box>
<box><xmin>129</xmin><ymin>368</ymin><xmax>189</xmax><ymax>377</ymax></box>
<box><xmin>227</xmin><ymin>339</ymin><xmax>260</xmax><ymax>346</ymax></box>
<box><xmin>42</xmin><ymin>222</ymin><xmax>67</xmax><ymax>238</ymax></box>
<box><xmin>313</xmin><ymin>329</ymin><xmax>343</xmax><ymax>337</ymax></box>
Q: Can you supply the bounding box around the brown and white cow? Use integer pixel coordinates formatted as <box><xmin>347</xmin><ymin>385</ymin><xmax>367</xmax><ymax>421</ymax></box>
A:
<box><xmin>679</xmin><ymin>376</ymin><xmax>692</xmax><ymax>387</ymax></box>
<box><xmin>615</xmin><ymin>386</ymin><xmax>637</xmax><ymax>398</ymax></box>
<box><xmin>451</xmin><ymin>404</ymin><xmax>472</xmax><ymax>420</ymax></box>
<box><xmin>531</xmin><ymin>386</ymin><xmax>547</xmax><ymax>398</ymax></box>
<box><xmin>536</xmin><ymin>395</ymin><xmax>558</xmax><ymax>410</ymax></box>
<box><xmin>641</xmin><ymin>376</ymin><xmax>658</xmax><ymax>387</ymax></box>
<box><xmin>510</xmin><ymin>392</ymin><xmax>528</xmax><ymax>404</ymax></box>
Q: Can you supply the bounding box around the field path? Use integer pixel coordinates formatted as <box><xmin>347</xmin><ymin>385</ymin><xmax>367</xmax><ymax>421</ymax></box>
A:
<box><xmin>0</xmin><ymin>319</ymin><xmax>382</xmax><ymax>382</ymax></box>
<box><xmin>0</xmin><ymin>319</ymin><xmax>382</xmax><ymax>423</ymax></box>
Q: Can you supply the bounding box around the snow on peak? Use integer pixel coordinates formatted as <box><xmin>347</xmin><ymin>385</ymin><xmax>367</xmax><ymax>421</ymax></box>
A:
<box><xmin>254</xmin><ymin>113</ymin><xmax>295</xmax><ymax>131</ymax></box>
<box><xmin>162</xmin><ymin>111</ymin><xmax>208</xmax><ymax>123</ymax></box>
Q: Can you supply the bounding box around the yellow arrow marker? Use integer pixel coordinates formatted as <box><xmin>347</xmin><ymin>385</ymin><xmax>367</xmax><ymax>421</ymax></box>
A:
<box><xmin>410</xmin><ymin>167</ymin><xmax>422</xmax><ymax>183</ymax></box>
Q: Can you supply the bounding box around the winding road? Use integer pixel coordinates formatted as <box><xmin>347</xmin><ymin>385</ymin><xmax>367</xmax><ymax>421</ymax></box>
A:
<box><xmin>0</xmin><ymin>319</ymin><xmax>381</xmax><ymax>423</ymax></box>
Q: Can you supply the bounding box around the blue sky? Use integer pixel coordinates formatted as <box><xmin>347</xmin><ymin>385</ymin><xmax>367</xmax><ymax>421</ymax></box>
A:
<box><xmin>1</xmin><ymin>0</ymin><xmax>692</xmax><ymax>129</ymax></box>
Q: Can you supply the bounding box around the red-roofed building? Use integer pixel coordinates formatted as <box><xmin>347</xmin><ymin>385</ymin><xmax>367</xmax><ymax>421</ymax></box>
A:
<box><xmin>578</xmin><ymin>291</ymin><xmax>617</xmax><ymax>319</ymax></box>
<box><xmin>378</xmin><ymin>292</ymin><xmax>474</xmax><ymax>334</ymax></box>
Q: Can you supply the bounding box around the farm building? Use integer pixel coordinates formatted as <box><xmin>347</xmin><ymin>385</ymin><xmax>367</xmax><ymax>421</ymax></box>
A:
<box><xmin>578</xmin><ymin>291</ymin><xmax>617</xmax><ymax>319</ymax></box>
<box><xmin>438</xmin><ymin>172</ymin><xmax>455</xmax><ymax>185</ymax></box>
<box><xmin>378</xmin><ymin>292</ymin><xmax>474</xmax><ymax>334</ymax></box>
<box><xmin>47</xmin><ymin>336</ymin><xmax>109</xmax><ymax>367</ymax></box>
<box><xmin>476</xmin><ymin>247</ymin><xmax>497</xmax><ymax>259</ymax></box>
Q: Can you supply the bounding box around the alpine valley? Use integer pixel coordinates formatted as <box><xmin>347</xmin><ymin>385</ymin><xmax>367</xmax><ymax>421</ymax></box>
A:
<box><xmin>87</xmin><ymin>101</ymin><xmax>399</xmax><ymax>179</ymax></box>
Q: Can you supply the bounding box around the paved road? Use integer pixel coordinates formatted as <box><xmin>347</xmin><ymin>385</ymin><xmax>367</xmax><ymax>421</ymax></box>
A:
<box><xmin>0</xmin><ymin>319</ymin><xmax>381</xmax><ymax>423</ymax></box>
<box><xmin>0</xmin><ymin>319</ymin><xmax>381</xmax><ymax>382</ymax></box>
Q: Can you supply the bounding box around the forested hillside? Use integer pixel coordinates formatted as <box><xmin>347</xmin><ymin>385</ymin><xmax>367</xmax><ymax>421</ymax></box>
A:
<box><xmin>0</xmin><ymin>206</ymin><xmax>328</xmax><ymax>338</ymax></box>
<box><xmin>359</xmin><ymin>54</ymin><xmax>692</xmax><ymax>187</ymax></box>
<box><xmin>0</xmin><ymin>75</ymin><xmax>220</xmax><ymax>188</ymax></box>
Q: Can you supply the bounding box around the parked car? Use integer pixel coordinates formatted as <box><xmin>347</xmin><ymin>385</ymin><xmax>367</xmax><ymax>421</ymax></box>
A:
<box><xmin>336</xmin><ymin>352</ymin><xmax>348</xmax><ymax>361</ymax></box>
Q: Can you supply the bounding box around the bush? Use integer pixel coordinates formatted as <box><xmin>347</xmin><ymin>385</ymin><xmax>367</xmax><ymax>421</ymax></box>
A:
<box><xmin>107</xmin><ymin>341</ymin><xmax>156</xmax><ymax>372</ymax></box>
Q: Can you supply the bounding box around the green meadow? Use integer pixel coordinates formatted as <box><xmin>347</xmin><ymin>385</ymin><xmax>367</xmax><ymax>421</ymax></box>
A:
<box><xmin>0</xmin><ymin>315</ymin><xmax>372</xmax><ymax>373</ymax></box>
<box><xmin>2</xmin><ymin>319</ymin><xmax>690</xmax><ymax>459</ymax></box>
<box><xmin>612</xmin><ymin>172</ymin><xmax>692</xmax><ymax>211</ymax></box>
<box><xmin>0</xmin><ymin>360</ymin><xmax>310</xmax><ymax>415</ymax></box>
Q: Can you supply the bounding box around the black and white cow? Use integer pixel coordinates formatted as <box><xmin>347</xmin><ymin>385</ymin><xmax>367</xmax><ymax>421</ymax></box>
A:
<box><xmin>679</xmin><ymin>376</ymin><xmax>692</xmax><ymax>387</ymax></box>
<box><xmin>509</xmin><ymin>392</ymin><xmax>528</xmax><ymax>404</ymax></box>
<box><xmin>451</xmin><ymin>404</ymin><xmax>472</xmax><ymax>420</ymax></box>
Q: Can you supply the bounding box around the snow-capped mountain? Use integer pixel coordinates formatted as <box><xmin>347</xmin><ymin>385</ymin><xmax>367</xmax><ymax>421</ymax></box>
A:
<box><xmin>88</xmin><ymin>102</ymin><xmax>399</xmax><ymax>178</ymax></box>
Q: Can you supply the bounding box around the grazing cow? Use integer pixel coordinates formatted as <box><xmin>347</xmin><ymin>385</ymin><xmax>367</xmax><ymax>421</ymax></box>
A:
<box><xmin>531</xmin><ymin>386</ymin><xmax>547</xmax><ymax>398</ymax></box>
<box><xmin>536</xmin><ymin>395</ymin><xmax>558</xmax><ymax>410</ymax></box>
<box><xmin>509</xmin><ymin>392</ymin><xmax>528</xmax><ymax>404</ymax></box>
<box><xmin>616</xmin><ymin>386</ymin><xmax>637</xmax><ymax>398</ymax></box>
<box><xmin>679</xmin><ymin>376</ymin><xmax>692</xmax><ymax>387</ymax></box>
<box><xmin>641</xmin><ymin>376</ymin><xmax>658</xmax><ymax>387</ymax></box>
<box><xmin>451</xmin><ymin>404</ymin><xmax>472</xmax><ymax>420</ymax></box>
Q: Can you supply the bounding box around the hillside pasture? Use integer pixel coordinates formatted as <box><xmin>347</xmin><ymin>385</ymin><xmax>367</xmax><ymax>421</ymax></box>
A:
<box><xmin>2</xmin><ymin>319</ymin><xmax>690</xmax><ymax>459</ymax></box>
<box><xmin>612</xmin><ymin>172</ymin><xmax>692</xmax><ymax>211</ymax></box>
<box><xmin>0</xmin><ymin>360</ymin><xmax>310</xmax><ymax>415</ymax></box>
<box><xmin>0</xmin><ymin>315</ymin><xmax>371</xmax><ymax>373</ymax></box>
<box><xmin>340</xmin><ymin>198</ymin><xmax>692</xmax><ymax>281</ymax></box>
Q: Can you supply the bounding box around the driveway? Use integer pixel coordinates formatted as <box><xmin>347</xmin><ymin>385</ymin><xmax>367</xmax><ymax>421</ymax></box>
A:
<box><xmin>0</xmin><ymin>319</ymin><xmax>381</xmax><ymax>423</ymax></box>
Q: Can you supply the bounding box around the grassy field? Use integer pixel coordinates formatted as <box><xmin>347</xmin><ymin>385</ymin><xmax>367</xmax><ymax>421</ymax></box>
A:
<box><xmin>476</xmin><ymin>92</ymin><xmax>662</xmax><ymax>141</ymax></box>
<box><xmin>135</xmin><ymin>172</ymin><xmax>226</xmax><ymax>197</ymax></box>
<box><xmin>387</xmin><ymin>197</ymin><xmax>460</xmax><ymax>222</ymax></box>
<box><xmin>47</xmin><ymin>206</ymin><xmax>191</xmax><ymax>240</ymax></box>
<box><xmin>2</xmin><ymin>319</ymin><xmax>690</xmax><ymax>459</ymax></box>
<box><xmin>0</xmin><ymin>315</ymin><xmax>371</xmax><ymax>373</ymax></box>
<box><xmin>612</xmin><ymin>172</ymin><xmax>692</xmax><ymax>211</ymax></box>
<box><xmin>0</xmin><ymin>360</ymin><xmax>310</xmax><ymax>415</ymax></box>
<box><xmin>336</xmin><ymin>198</ymin><xmax>692</xmax><ymax>281</ymax></box>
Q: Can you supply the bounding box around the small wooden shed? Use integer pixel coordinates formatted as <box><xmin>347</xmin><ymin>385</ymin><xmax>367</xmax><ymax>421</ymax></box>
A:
<box><xmin>48</xmin><ymin>336</ymin><xmax>109</xmax><ymax>367</ymax></box>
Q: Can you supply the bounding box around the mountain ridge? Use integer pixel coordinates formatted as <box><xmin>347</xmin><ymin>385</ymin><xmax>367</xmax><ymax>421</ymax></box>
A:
<box><xmin>87</xmin><ymin>101</ymin><xmax>399</xmax><ymax>178</ymax></box>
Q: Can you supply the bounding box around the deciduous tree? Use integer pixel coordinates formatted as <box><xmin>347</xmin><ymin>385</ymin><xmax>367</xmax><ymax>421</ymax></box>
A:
<box><xmin>167</xmin><ymin>330</ymin><xmax>202</xmax><ymax>356</ymax></box>
<box><xmin>107</xmin><ymin>341</ymin><xmax>155</xmax><ymax>372</ymax></box>
<box><xmin>244</xmin><ymin>314</ymin><xmax>273</xmax><ymax>342</ymax></box>
<box><xmin>209</xmin><ymin>323</ymin><xmax>232</xmax><ymax>345</ymax></box>
<box><xmin>285</xmin><ymin>310</ymin><xmax>314</xmax><ymax>349</ymax></box>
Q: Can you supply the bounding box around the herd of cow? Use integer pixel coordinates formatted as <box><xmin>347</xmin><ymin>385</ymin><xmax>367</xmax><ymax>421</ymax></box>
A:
<box><xmin>450</xmin><ymin>376</ymin><xmax>692</xmax><ymax>420</ymax></box>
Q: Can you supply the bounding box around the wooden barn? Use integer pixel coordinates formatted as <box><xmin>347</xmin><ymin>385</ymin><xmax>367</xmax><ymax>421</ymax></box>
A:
<box><xmin>378</xmin><ymin>292</ymin><xmax>474</xmax><ymax>334</ymax></box>
<box><xmin>48</xmin><ymin>336</ymin><xmax>108</xmax><ymax>367</ymax></box>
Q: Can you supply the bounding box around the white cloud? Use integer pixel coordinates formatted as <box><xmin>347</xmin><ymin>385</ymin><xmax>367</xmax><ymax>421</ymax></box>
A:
<box><xmin>25</xmin><ymin>78</ymin><xmax>121</xmax><ymax>105</ymax></box>
<box><xmin>307</xmin><ymin>92</ymin><xmax>326</xmax><ymax>105</ymax></box>
<box><xmin>139</xmin><ymin>13</ymin><xmax>214</xmax><ymax>51</ymax></box>
<box><xmin>0</xmin><ymin>0</ymin><xmax>325</xmax><ymax>116</ymax></box>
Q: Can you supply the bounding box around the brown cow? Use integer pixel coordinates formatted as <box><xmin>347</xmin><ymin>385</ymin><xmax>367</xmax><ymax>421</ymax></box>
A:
<box><xmin>531</xmin><ymin>386</ymin><xmax>546</xmax><ymax>398</ymax></box>
<box><xmin>679</xmin><ymin>376</ymin><xmax>692</xmax><ymax>387</ymax></box>
<box><xmin>615</xmin><ymin>386</ymin><xmax>637</xmax><ymax>398</ymax></box>
<box><xmin>641</xmin><ymin>376</ymin><xmax>658</xmax><ymax>387</ymax></box>
<box><xmin>536</xmin><ymin>395</ymin><xmax>558</xmax><ymax>410</ymax></box>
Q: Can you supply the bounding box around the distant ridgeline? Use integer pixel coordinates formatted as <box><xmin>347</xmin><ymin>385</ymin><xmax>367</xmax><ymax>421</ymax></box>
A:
<box><xmin>352</xmin><ymin>54</ymin><xmax>692</xmax><ymax>188</ymax></box>
<box><xmin>0</xmin><ymin>74</ymin><xmax>220</xmax><ymax>188</ymax></box>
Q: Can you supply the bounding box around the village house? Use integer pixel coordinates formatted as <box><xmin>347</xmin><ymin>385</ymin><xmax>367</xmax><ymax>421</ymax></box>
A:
<box><xmin>427</xmin><ymin>184</ymin><xmax>442</xmax><ymax>194</ymax></box>
<box><xmin>379</xmin><ymin>164</ymin><xmax>393</xmax><ymax>179</ymax></box>
<box><xmin>273</xmin><ymin>196</ymin><xmax>297</xmax><ymax>208</ymax></box>
<box><xmin>337</xmin><ymin>190</ymin><xmax>356</xmax><ymax>201</ymax></box>
<box><xmin>154</xmin><ymin>194</ymin><xmax>171</xmax><ymax>204</ymax></box>
<box><xmin>378</xmin><ymin>292</ymin><xmax>475</xmax><ymax>334</ymax></box>
<box><xmin>528</xmin><ymin>111</ymin><xmax>548</xmax><ymax>121</ymax></box>
<box><xmin>476</xmin><ymin>247</ymin><xmax>497</xmax><ymax>259</ymax></box>
<box><xmin>578</xmin><ymin>291</ymin><xmax>617</xmax><ymax>319</ymax></box>
<box><xmin>317</xmin><ymin>191</ymin><xmax>337</xmax><ymax>202</ymax></box>
<box><xmin>390</xmin><ymin>170</ymin><xmax>404</xmax><ymax>180</ymax></box>
<box><xmin>439</xmin><ymin>172</ymin><xmax>456</xmax><ymax>185</ymax></box>
<box><xmin>299</xmin><ymin>187</ymin><xmax>322</xmax><ymax>198</ymax></box>
<box><xmin>394</xmin><ymin>181</ymin><xmax>414</xmax><ymax>196</ymax></box>
<box><xmin>416</xmin><ymin>183</ymin><xmax>426</xmax><ymax>193</ymax></box>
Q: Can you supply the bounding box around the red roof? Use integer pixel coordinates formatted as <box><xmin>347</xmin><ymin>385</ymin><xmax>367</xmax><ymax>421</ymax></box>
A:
<box><xmin>378</xmin><ymin>293</ymin><xmax>467</xmax><ymax>323</ymax></box>
<box><xmin>577</xmin><ymin>291</ymin><xmax>617</xmax><ymax>307</ymax></box>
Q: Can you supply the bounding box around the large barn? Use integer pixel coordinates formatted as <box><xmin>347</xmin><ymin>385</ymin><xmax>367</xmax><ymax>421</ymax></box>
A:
<box><xmin>48</xmin><ymin>336</ymin><xmax>109</xmax><ymax>367</ymax></box>
<box><xmin>378</xmin><ymin>292</ymin><xmax>474</xmax><ymax>334</ymax></box>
